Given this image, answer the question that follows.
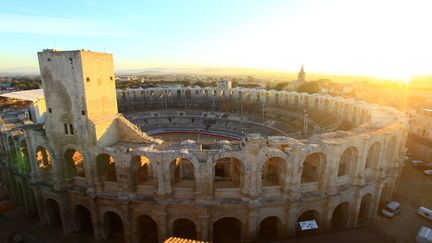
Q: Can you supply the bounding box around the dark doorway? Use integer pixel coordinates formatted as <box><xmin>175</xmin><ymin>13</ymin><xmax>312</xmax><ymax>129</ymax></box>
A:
<box><xmin>46</xmin><ymin>199</ymin><xmax>62</xmax><ymax>230</ymax></box>
<box><xmin>74</xmin><ymin>205</ymin><xmax>93</xmax><ymax>235</ymax></box>
<box><xmin>358</xmin><ymin>194</ymin><xmax>372</xmax><ymax>224</ymax></box>
<box><xmin>173</xmin><ymin>218</ymin><xmax>197</xmax><ymax>240</ymax></box>
<box><xmin>137</xmin><ymin>215</ymin><xmax>158</xmax><ymax>243</ymax></box>
<box><xmin>331</xmin><ymin>202</ymin><xmax>349</xmax><ymax>229</ymax></box>
<box><xmin>103</xmin><ymin>211</ymin><xmax>124</xmax><ymax>240</ymax></box>
<box><xmin>213</xmin><ymin>217</ymin><xmax>241</xmax><ymax>243</ymax></box>
<box><xmin>259</xmin><ymin>216</ymin><xmax>280</xmax><ymax>240</ymax></box>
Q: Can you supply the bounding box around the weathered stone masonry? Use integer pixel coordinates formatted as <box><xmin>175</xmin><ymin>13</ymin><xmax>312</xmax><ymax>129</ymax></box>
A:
<box><xmin>0</xmin><ymin>49</ymin><xmax>407</xmax><ymax>242</ymax></box>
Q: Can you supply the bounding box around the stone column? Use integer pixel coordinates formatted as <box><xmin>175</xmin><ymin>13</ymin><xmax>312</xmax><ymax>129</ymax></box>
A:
<box><xmin>198</xmin><ymin>213</ymin><xmax>210</xmax><ymax>241</ymax></box>
<box><xmin>370</xmin><ymin>181</ymin><xmax>385</xmax><ymax>219</ymax></box>
<box><xmin>350</xmin><ymin>189</ymin><xmax>362</xmax><ymax>227</ymax></box>
<box><xmin>89</xmin><ymin>197</ymin><xmax>104</xmax><ymax>240</ymax></box>
<box><xmin>245</xmin><ymin>210</ymin><xmax>258</xmax><ymax>242</ymax></box>
<box><xmin>120</xmin><ymin>203</ymin><xmax>132</xmax><ymax>243</ymax></box>
<box><xmin>157</xmin><ymin>210</ymin><xmax>168</xmax><ymax>242</ymax></box>
<box><xmin>286</xmin><ymin>207</ymin><xmax>298</xmax><ymax>237</ymax></box>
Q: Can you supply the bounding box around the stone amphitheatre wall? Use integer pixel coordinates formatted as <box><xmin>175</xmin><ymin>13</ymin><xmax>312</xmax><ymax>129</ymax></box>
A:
<box><xmin>0</xmin><ymin>86</ymin><xmax>408</xmax><ymax>242</ymax></box>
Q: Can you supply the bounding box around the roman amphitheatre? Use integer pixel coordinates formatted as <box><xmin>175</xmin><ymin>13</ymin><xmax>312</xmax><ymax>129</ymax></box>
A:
<box><xmin>0</xmin><ymin>50</ymin><xmax>407</xmax><ymax>243</ymax></box>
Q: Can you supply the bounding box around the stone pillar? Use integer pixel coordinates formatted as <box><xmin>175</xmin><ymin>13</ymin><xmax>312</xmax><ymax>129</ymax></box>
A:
<box><xmin>245</xmin><ymin>210</ymin><xmax>258</xmax><ymax>242</ymax></box>
<box><xmin>89</xmin><ymin>198</ymin><xmax>104</xmax><ymax>240</ymax></box>
<box><xmin>286</xmin><ymin>207</ymin><xmax>298</xmax><ymax>237</ymax></box>
<box><xmin>350</xmin><ymin>189</ymin><xmax>362</xmax><ymax>227</ymax></box>
<box><xmin>370</xmin><ymin>182</ymin><xmax>385</xmax><ymax>219</ymax></box>
<box><xmin>156</xmin><ymin>159</ymin><xmax>166</xmax><ymax>197</ymax></box>
<box><xmin>58</xmin><ymin>192</ymin><xmax>74</xmax><ymax>234</ymax></box>
<box><xmin>120</xmin><ymin>203</ymin><xmax>132</xmax><ymax>243</ymax></box>
<box><xmin>198</xmin><ymin>213</ymin><xmax>209</xmax><ymax>241</ymax></box>
<box><xmin>157</xmin><ymin>210</ymin><xmax>168</xmax><ymax>242</ymax></box>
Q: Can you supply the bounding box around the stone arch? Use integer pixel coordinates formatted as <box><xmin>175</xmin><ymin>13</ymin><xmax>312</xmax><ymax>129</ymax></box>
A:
<box><xmin>137</xmin><ymin>215</ymin><xmax>158</xmax><ymax>243</ymax></box>
<box><xmin>358</xmin><ymin>193</ymin><xmax>372</xmax><ymax>224</ymax></box>
<box><xmin>301</xmin><ymin>152</ymin><xmax>327</xmax><ymax>186</ymax></box>
<box><xmin>170</xmin><ymin>157</ymin><xmax>195</xmax><ymax>189</ymax></box>
<box><xmin>97</xmin><ymin>153</ymin><xmax>117</xmax><ymax>182</ymax></box>
<box><xmin>365</xmin><ymin>142</ymin><xmax>381</xmax><ymax>169</ymax></box>
<box><xmin>35</xmin><ymin>145</ymin><xmax>52</xmax><ymax>171</ymax></box>
<box><xmin>45</xmin><ymin>198</ymin><xmax>63</xmax><ymax>230</ymax></box>
<box><xmin>64</xmin><ymin>149</ymin><xmax>85</xmax><ymax>177</ymax></box>
<box><xmin>331</xmin><ymin>202</ymin><xmax>350</xmax><ymax>228</ymax></box>
<box><xmin>73</xmin><ymin>204</ymin><xmax>93</xmax><ymax>235</ymax></box>
<box><xmin>258</xmin><ymin>216</ymin><xmax>283</xmax><ymax>240</ymax></box>
<box><xmin>261</xmin><ymin>157</ymin><xmax>286</xmax><ymax>187</ymax></box>
<box><xmin>102</xmin><ymin>211</ymin><xmax>124</xmax><ymax>240</ymax></box>
<box><xmin>213</xmin><ymin>217</ymin><xmax>242</xmax><ymax>243</ymax></box>
<box><xmin>172</xmin><ymin>218</ymin><xmax>197</xmax><ymax>240</ymax></box>
<box><xmin>214</xmin><ymin>156</ymin><xmax>244</xmax><ymax>189</ymax></box>
<box><xmin>131</xmin><ymin>155</ymin><xmax>154</xmax><ymax>185</ymax></box>
<box><xmin>337</xmin><ymin>146</ymin><xmax>358</xmax><ymax>177</ymax></box>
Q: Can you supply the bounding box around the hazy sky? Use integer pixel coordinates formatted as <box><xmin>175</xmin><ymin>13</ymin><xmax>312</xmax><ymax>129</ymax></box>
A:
<box><xmin>0</xmin><ymin>0</ymin><xmax>431</xmax><ymax>80</ymax></box>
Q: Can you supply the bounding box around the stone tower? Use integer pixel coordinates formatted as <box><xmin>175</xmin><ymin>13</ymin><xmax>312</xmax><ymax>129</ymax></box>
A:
<box><xmin>37</xmin><ymin>49</ymin><xmax>119</xmax><ymax>147</ymax></box>
<box><xmin>298</xmin><ymin>64</ymin><xmax>306</xmax><ymax>81</ymax></box>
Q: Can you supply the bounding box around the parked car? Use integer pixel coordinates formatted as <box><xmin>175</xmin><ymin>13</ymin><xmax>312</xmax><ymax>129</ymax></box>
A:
<box><xmin>416</xmin><ymin>226</ymin><xmax>432</xmax><ymax>243</ymax></box>
<box><xmin>382</xmin><ymin>201</ymin><xmax>401</xmax><ymax>218</ymax></box>
<box><xmin>412</xmin><ymin>160</ymin><xmax>432</xmax><ymax>170</ymax></box>
<box><xmin>418</xmin><ymin>207</ymin><xmax>432</xmax><ymax>221</ymax></box>
<box><xmin>424</xmin><ymin>170</ymin><xmax>432</xmax><ymax>175</ymax></box>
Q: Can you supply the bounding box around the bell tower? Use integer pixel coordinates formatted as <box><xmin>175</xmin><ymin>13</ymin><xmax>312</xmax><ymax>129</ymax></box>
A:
<box><xmin>298</xmin><ymin>64</ymin><xmax>306</xmax><ymax>81</ymax></box>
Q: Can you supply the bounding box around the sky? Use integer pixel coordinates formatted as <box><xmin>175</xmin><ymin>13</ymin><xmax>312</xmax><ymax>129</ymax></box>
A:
<box><xmin>0</xmin><ymin>0</ymin><xmax>431</xmax><ymax>80</ymax></box>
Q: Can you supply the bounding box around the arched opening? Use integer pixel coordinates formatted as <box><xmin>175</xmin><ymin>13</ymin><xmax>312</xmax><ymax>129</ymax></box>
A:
<box><xmin>137</xmin><ymin>215</ymin><xmax>158</xmax><ymax>243</ymax></box>
<box><xmin>386</xmin><ymin>136</ymin><xmax>397</xmax><ymax>162</ymax></box>
<box><xmin>261</xmin><ymin>157</ymin><xmax>285</xmax><ymax>187</ymax></box>
<box><xmin>360</xmin><ymin>110</ymin><xmax>365</xmax><ymax>123</ymax></box>
<box><xmin>301</xmin><ymin>152</ymin><xmax>326</xmax><ymax>184</ymax></box>
<box><xmin>296</xmin><ymin>210</ymin><xmax>320</xmax><ymax>235</ymax></box>
<box><xmin>64</xmin><ymin>149</ymin><xmax>85</xmax><ymax>177</ymax></box>
<box><xmin>74</xmin><ymin>205</ymin><xmax>93</xmax><ymax>235</ymax></box>
<box><xmin>46</xmin><ymin>199</ymin><xmax>62</xmax><ymax>230</ymax></box>
<box><xmin>323</xmin><ymin>99</ymin><xmax>329</xmax><ymax>111</ymax></box>
<box><xmin>173</xmin><ymin>218</ymin><xmax>197</xmax><ymax>240</ymax></box>
<box><xmin>170</xmin><ymin>158</ymin><xmax>194</xmax><ymax>188</ymax></box>
<box><xmin>331</xmin><ymin>202</ymin><xmax>350</xmax><ymax>229</ymax></box>
<box><xmin>259</xmin><ymin>216</ymin><xmax>282</xmax><ymax>240</ymax></box>
<box><xmin>313</xmin><ymin>99</ymin><xmax>319</xmax><ymax>110</ymax></box>
<box><xmin>304</xmin><ymin>96</ymin><xmax>309</xmax><ymax>107</ymax></box>
<box><xmin>132</xmin><ymin>155</ymin><xmax>153</xmax><ymax>184</ymax></box>
<box><xmin>366</xmin><ymin>142</ymin><xmax>381</xmax><ymax>169</ymax></box>
<box><xmin>337</xmin><ymin>147</ymin><xmax>358</xmax><ymax>177</ymax></box>
<box><xmin>358</xmin><ymin>193</ymin><xmax>372</xmax><ymax>224</ymax></box>
<box><xmin>97</xmin><ymin>153</ymin><xmax>117</xmax><ymax>182</ymax></box>
<box><xmin>214</xmin><ymin>157</ymin><xmax>243</xmax><ymax>188</ymax></box>
<box><xmin>213</xmin><ymin>217</ymin><xmax>241</xmax><ymax>243</ymax></box>
<box><xmin>103</xmin><ymin>211</ymin><xmax>124</xmax><ymax>240</ymax></box>
<box><xmin>36</xmin><ymin>146</ymin><xmax>52</xmax><ymax>171</ymax></box>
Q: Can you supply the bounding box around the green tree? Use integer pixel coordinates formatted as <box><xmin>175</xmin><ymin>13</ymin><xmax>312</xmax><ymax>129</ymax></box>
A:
<box><xmin>297</xmin><ymin>81</ymin><xmax>320</xmax><ymax>94</ymax></box>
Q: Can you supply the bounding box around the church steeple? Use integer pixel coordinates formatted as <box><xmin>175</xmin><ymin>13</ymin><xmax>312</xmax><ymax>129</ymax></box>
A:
<box><xmin>298</xmin><ymin>64</ymin><xmax>306</xmax><ymax>81</ymax></box>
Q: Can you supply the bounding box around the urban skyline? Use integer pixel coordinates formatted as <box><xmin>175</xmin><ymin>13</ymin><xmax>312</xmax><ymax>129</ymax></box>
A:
<box><xmin>1</xmin><ymin>0</ymin><xmax>431</xmax><ymax>81</ymax></box>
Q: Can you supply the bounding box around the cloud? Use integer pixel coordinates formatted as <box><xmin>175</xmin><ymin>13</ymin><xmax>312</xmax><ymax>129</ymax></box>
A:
<box><xmin>0</xmin><ymin>13</ymin><xmax>134</xmax><ymax>38</ymax></box>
